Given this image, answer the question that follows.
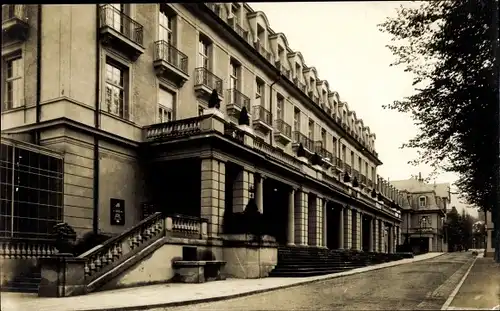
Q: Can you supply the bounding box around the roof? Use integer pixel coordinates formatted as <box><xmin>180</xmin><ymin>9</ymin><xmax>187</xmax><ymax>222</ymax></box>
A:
<box><xmin>390</xmin><ymin>178</ymin><xmax>450</xmax><ymax>200</ymax></box>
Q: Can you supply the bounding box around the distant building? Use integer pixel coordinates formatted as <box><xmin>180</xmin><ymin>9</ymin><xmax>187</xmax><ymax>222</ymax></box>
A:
<box><xmin>391</xmin><ymin>174</ymin><xmax>449</xmax><ymax>253</ymax></box>
<box><xmin>485</xmin><ymin>210</ymin><xmax>495</xmax><ymax>257</ymax></box>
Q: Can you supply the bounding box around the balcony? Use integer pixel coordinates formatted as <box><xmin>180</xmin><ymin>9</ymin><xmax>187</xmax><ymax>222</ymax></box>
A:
<box><xmin>194</xmin><ymin>67</ymin><xmax>223</xmax><ymax>99</ymax></box>
<box><xmin>344</xmin><ymin>163</ymin><xmax>352</xmax><ymax>175</ymax></box>
<box><xmin>254</xmin><ymin>40</ymin><xmax>273</xmax><ymax>63</ymax></box>
<box><xmin>98</xmin><ymin>5</ymin><xmax>144</xmax><ymax>61</ymax></box>
<box><xmin>227</xmin><ymin>89</ymin><xmax>250</xmax><ymax>118</ymax></box>
<box><xmin>314</xmin><ymin>141</ymin><xmax>333</xmax><ymax>165</ymax></box>
<box><xmin>228</xmin><ymin>17</ymin><xmax>249</xmax><ymax>42</ymax></box>
<box><xmin>2</xmin><ymin>5</ymin><xmax>29</xmax><ymax>42</ymax></box>
<box><xmin>153</xmin><ymin>40</ymin><xmax>189</xmax><ymax>87</ymax></box>
<box><xmin>252</xmin><ymin>105</ymin><xmax>273</xmax><ymax>133</ymax></box>
<box><xmin>273</xmin><ymin>119</ymin><xmax>292</xmax><ymax>145</ymax></box>
<box><xmin>334</xmin><ymin>157</ymin><xmax>344</xmax><ymax>173</ymax></box>
<box><xmin>292</xmin><ymin>131</ymin><xmax>314</xmax><ymax>155</ymax></box>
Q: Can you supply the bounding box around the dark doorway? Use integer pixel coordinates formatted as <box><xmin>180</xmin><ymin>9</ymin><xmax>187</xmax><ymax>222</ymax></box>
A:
<box><xmin>362</xmin><ymin>215</ymin><xmax>371</xmax><ymax>252</ymax></box>
<box><xmin>326</xmin><ymin>202</ymin><xmax>341</xmax><ymax>249</ymax></box>
<box><xmin>150</xmin><ymin>158</ymin><xmax>201</xmax><ymax>217</ymax></box>
<box><xmin>222</xmin><ymin>162</ymin><xmax>240</xmax><ymax>232</ymax></box>
<box><xmin>262</xmin><ymin>178</ymin><xmax>288</xmax><ymax>245</ymax></box>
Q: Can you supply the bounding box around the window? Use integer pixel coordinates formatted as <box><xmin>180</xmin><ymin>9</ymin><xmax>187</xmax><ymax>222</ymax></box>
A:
<box><xmin>350</xmin><ymin>151</ymin><xmax>354</xmax><ymax>167</ymax></box>
<box><xmin>198</xmin><ymin>105</ymin><xmax>204</xmax><ymax>116</ymax></box>
<box><xmin>231</xmin><ymin>4</ymin><xmax>239</xmax><ymax>23</ymax></box>
<box><xmin>257</xmin><ymin>24</ymin><xmax>265</xmax><ymax>42</ymax></box>
<box><xmin>105</xmin><ymin>4</ymin><xmax>125</xmax><ymax>32</ymax></box>
<box><xmin>332</xmin><ymin>138</ymin><xmax>338</xmax><ymax>157</ymax></box>
<box><xmin>278</xmin><ymin>45</ymin><xmax>285</xmax><ymax>62</ymax></box>
<box><xmin>308</xmin><ymin>119</ymin><xmax>314</xmax><ymax>141</ymax></box>
<box><xmin>365</xmin><ymin>162</ymin><xmax>368</xmax><ymax>176</ymax></box>
<box><xmin>342</xmin><ymin>111</ymin><xmax>347</xmax><ymax>122</ymax></box>
<box><xmin>309</xmin><ymin>78</ymin><xmax>315</xmax><ymax>90</ymax></box>
<box><xmin>256</xmin><ymin>78</ymin><xmax>265</xmax><ymax>106</ymax></box>
<box><xmin>321</xmin><ymin>128</ymin><xmax>326</xmax><ymax>146</ymax></box>
<box><xmin>293</xmin><ymin>108</ymin><xmax>301</xmax><ymax>131</ymax></box>
<box><xmin>159</xmin><ymin>5</ymin><xmax>174</xmax><ymax>44</ymax></box>
<box><xmin>295</xmin><ymin>64</ymin><xmax>301</xmax><ymax>80</ymax></box>
<box><xmin>419</xmin><ymin>196</ymin><xmax>427</xmax><ymax>208</ymax></box>
<box><xmin>3</xmin><ymin>56</ymin><xmax>24</xmax><ymax>110</ymax></box>
<box><xmin>358</xmin><ymin>157</ymin><xmax>362</xmax><ymax>172</ymax></box>
<box><xmin>229</xmin><ymin>60</ymin><xmax>240</xmax><ymax>91</ymax></box>
<box><xmin>341</xmin><ymin>145</ymin><xmax>346</xmax><ymax>162</ymax></box>
<box><xmin>276</xmin><ymin>95</ymin><xmax>284</xmax><ymax>120</ymax></box>
<box><xmin>104</xmin><ymin>59</ymin><xmax>129</xmax><ymax>119</ymax></box>
<box><xmin>198</xmin><ymin>37</ymin><xmax>210</xmax><ymax>69</ymax></box>
<box><xmin>158</xmin><ymin>87</ymin><xmax>174</xmax><ymax>123</ymax></box>
<box><xmin>371</xmin><ymin>167</ymin><xmax>376</xmax><ymax>181</ymax></box>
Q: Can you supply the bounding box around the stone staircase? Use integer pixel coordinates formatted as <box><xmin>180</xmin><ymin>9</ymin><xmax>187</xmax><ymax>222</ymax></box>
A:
<box><xmin>269</xmin><ymin>246</ymin><xmax>411</xmax><ymax>277</ymax></box>
<box><xmin>2</xmin><ymin>266</ymin><xmax>41</xmax><ymax>293</ymax></box>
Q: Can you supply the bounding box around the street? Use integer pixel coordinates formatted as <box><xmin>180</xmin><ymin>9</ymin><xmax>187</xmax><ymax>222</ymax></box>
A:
<box><xmin>155</xmin><ymin>252</ymin><xmax>475</xmax><ymax>311</ymax></box>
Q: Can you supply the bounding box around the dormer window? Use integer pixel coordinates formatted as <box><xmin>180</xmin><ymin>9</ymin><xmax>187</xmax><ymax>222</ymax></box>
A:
<box><xmin>295</xmin><ymin>64</ymin><xmax>301</xmax><ymax>80</ymax></box>
<box><xmin>278</xmin><ymin>45</ymin><xmax>285</xmax><ymax>62</ymax></box>
<box><xmin>257</xmin><ymin>24</ymin><xmax>265</xmax><ymax>42</ymax></box>
<box><xmin>231</xmin><ymin>3</ymin><xmax>240</xmax><ymax>23</ymax></box>
<box><xmin>419</xmin><ymin>196</ymin><xmax>427</xmax><ymax>208</ymax></box>
<box><xmin>309</xmin><ymin>77</ymin><xmax>314</xmax><ymax>89</ymax></box>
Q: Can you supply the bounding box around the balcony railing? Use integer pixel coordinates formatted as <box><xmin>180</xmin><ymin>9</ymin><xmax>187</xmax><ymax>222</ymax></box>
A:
<box><xmin>274</xmin><ymin>119</ymin><xmax>292</xmax><ymax>138</ymax></box>
<box><xmin>195</xmin><ymin>67</ymin><xmax>223</xmax><ymax>95</ymax></box>
<box><xmin>227</xmin><ymin>89</ymin><xmax>250</xmax><ymax>110</ymax></box>
<box><xmin>314</xmin><ymin>141</ymin><xmax>333</xmax><ymax>161</ymax></box>
<box><xmin>224</xmin><ymin>122</ymin><xmax>245</xmax><ymax>143</ymax></box>
<box><xmin>344</xmin><ymin>163</ymin><xmax>352</xmax><ymax>175</ymax></box>
<box><xmin>2</xmin><ymin>4</ymin><xmax>27</xmax><ymax>22</ymax></box>
<box><xmin>253</xmin><ymin>105</ymin><xmax>272</xmax><ymax>126</ymax></box>
<box><xmin>145</xmin><ymin>115</ymin><xmax>210</xmax><ymax>141</ymax></box>
<box><xmin>230</xmin><ymin>20</ymin><xmax>248</xmax><ymax>41</ymax></box>
<box><xmin>360</xmin><ymin>174</ymin><xmax>367</xmax><ymax>185</ymax></box>
<box><xmin>154</xmin><ymin>40</ymin><xmax>188</xmax><ymax>73</ymax></box>
<box><xmin>293</xmin><ymin>131</ymin><xmax>313</xmax><ymax>151</ymax></box>
<box><xmin>99</xmin><ymin>4</ymin><xmax>144</xmax><ymax>46</ymax></box>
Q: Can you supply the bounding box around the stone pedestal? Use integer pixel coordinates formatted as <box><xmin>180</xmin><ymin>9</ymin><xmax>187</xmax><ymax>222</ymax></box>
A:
<box><xmin>38</xmin><ymin>254</ymin><xmax>87</xmax><ymax>297</ymax></box>
<box><xmin>204</xmin><ymin>107</ymin><xmax>224</xmax><ymax>119</ymax></box>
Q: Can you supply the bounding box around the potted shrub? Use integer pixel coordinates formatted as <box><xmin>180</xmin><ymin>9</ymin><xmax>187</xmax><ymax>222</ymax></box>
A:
<box><xmin>52</xmin><ymin>223</ymin><xmax>77</xmax><ymax>255</ymax></box>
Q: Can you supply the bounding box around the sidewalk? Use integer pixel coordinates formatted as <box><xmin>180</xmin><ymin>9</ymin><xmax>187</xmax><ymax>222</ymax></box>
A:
<box><xmin>1</xmin><ymin>252</ymin><xmax>444</xmax><ymax>311</ymax></box>
<box><xmin>446</xmin><ymin>255</ymin><xmax>500</xmax><ymax>310</ymax></box>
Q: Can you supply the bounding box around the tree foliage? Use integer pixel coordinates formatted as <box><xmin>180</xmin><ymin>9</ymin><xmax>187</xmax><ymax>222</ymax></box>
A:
<box><xmin>446</xmin><ymin>207</ymin><xmax>475</xmax><ymax>250</ymax></box>
<box><xmin>378</xmin><ymin>0</ymin><xmax>498</xmax><ymax>214</ymax></box>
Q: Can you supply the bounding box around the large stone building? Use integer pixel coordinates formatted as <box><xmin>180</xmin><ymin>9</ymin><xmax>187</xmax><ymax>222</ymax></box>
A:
<box><xmin>1</xmin><ymin>3</ymin><xmax>407</xmax><ymax>290</ymax></box>
<box><xmin>391</xmin><ymin>175</ymin><xmax>449</xmax><ymax>253</ymax></box>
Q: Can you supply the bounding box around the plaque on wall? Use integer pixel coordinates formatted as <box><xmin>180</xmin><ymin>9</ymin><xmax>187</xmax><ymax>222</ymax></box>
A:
<box><xmin>110</xmin><ymin>198</ymin><xmax>125</xmax><ymax>226</ymax></box>
<box><xmin>141</xmin><ymin>202</ymin><xmax>156</xmax><ymax>220</ymax></box>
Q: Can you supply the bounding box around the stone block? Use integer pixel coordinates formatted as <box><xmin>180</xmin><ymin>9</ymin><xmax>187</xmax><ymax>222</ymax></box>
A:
<box><xmin>38</xmin><ymin>254</ymin><xmax>87</xmax><ymax>297</ymax></box>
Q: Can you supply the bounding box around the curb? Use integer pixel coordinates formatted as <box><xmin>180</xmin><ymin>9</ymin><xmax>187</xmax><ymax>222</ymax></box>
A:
<box><xmin>81</xmin><ymin>253</ymin><xmax>446</xmax><ymax>311</ymax></box>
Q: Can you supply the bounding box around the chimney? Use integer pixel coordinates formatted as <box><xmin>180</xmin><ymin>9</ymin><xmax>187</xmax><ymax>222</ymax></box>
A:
<box><xmin>418</xmin><ymin>172</ymin><xmax>422</xmax><ymax>182</ymax></box>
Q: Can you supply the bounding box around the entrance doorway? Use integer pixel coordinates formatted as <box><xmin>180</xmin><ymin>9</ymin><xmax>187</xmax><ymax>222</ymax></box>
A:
<box><xmin>262</xmin><ymin>178</ymin><xmax>288</xmax><ymax>245</ymax></box>
<box><xmin>362</xmin><ymin>215</ymin><xmax>371</xmax><ymax>252</ymax></box>
<box><xmin>326</xmin><ymin>202</ymin><xmax>341</xmax><ymax>249</ymax></box>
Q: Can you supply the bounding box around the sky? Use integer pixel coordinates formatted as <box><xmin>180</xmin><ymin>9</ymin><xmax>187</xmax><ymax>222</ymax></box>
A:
<box><xmin>250</xmin><ymin>2</ymin><xmax>477</xmax><ymax>217</ymax></box>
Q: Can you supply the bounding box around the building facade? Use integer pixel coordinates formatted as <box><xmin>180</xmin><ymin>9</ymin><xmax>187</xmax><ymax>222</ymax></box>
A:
<box><xmin>391</xmin><ymin>175</ymin><xmax>449</xmax><ymax>253</ymax></box>
<box><xmin>2</xmin><ymin>3</ymin><xmax>406</xmax><ymax>278</ymax></box>
<box><xmin>485</xmin><ymin>210</ymin><xmax>495</xmax><ymax>257</ymax></box>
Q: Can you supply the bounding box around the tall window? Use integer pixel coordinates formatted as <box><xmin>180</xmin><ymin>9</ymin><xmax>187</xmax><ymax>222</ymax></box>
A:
<box><xmin>332</xmin><ymin>138</ymin><xmax>338</xmax><ymax>157</ymax></box>
<box><xmin>295</xmin><ymin>64</ymin><xmax>301</xmax><ymax>80</ymax></box>
<box><xmin>308</xmin><ymin>119</ymin><xmax>314</xmax><ymax>141</ymax></box>
<box><xmin>358</xmin><ymin>157</ymin><xmax>362</xmax><ymax>172</ymax></box>
<box><xmin>159</xmin><ymin>5</ymin><xmax>173</xmax><ymax>44</ymax></box>
<box><xmin>198</xmin><ymin>37</ymin><xmax>210</xmax><ymax>69</ymax></box>
<box><xmin>371</xmin><ymin>167</ymin><xmax>376</xmax><ymax>181</ymax></box>
<box><xmin>4</xmin><ymin>56</ymin><xmax>24</xmax><ymax>110</ymax></box>
<box><xmin>321</xmin><ymin>128</ymin><xmax>326</xmax><ymax>146</ymax></box>
<box><xmin>105</xmin><ymin>60</ymin><xmax>128</xmax><ymax>119</ymax></box>
<box><xmin>276</xmin><ymin>95</ymin><xmax>285</xmax><ymax>120</ymax></box>
<box><xmin>419</xmin><ymin>196</ymin><xmax>427</xmax><ymax>208</ymax></box>
<box><xmin>158</xmin><ymin>87</ymin><xmax>174</xmax><ymax>123</ymax></box>
<box><xmin>309</xmin><ymin>78</ymin><xmax>315</xmax><ymax>91</ymax></box>
<box><xmin>350</xmin><ymin>151</ymin><xmax>355</xmax><ymax>167</ymax></box>
<box><xmin>278</xmin><ymin>45</ymin><xmax>285</xmax><ymax>62</ymax></box>
<box><xmin>229</xmin><ymin>60</ymin><xmax>240</xmax><ymax>91</ymax></box>
<box><xmin>365</xmin><ymin>162</ymin><xmax>369</xmax><ymax>177</ymax></box>
<box><xmin>256</xmin><ymin>79</ymin><xmax>265</xmax><ymax>107</ymax></box>
<box><xmin>106</xmin><ymin>4</ymin><xmax>124</xmax><ymax>32</ymax></box>
<box><xmin>293</xmin><ymin>108</ymin><xmax>301</xmax><ymax>131</ymax></box>
<box><xmin>231</xmin><ymin>4</ymin><xmax>240</xmax><ymax>23</ymax></box>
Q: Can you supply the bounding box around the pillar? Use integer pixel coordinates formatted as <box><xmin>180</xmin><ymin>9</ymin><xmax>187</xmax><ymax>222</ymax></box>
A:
<box><xmin>345</xmin><ymin>207</ymin><xmax>352</xmax><ymax>249</ymax></box>
<box><xmin>358</xmin><ymin>212</ymin><xmax>363</xmax><ymax>251</ymax></box>
<box><xmin>232</xmin><ymin>169</ymin><xmax>254</xmax><ymax>213</ymax></box>
<box><xmin>322</xmin><ymin>199</ymin><xmax>327</xmax><ymax>247</ymax></box>
<box><xmin>338</xmin><ymin>206</ymin><xmax>344</xmax><ymax>249</ymax></box>
<box><xmin>287</xmin><ymin>188</ymin><xmax>295</xmax><ymax>246</ymax></box>
<box><xmin>351</xmin><ymin>209</ymin><xmax>358</xmax><ymax>250</ymax></box>
<box><xmin>429</xmin><ymin>236</ymin><xmax>433</xmax><ymax>252</ymax></box>
<box><xmin>255</xmin><ymin>175</ymin><xmax>264</xmax><ymax>213</ymax></box>
<box><xmin>294</xmin><ymin>190</ymin><xmax>308</xmax><ymax>246</ymax></box>
<box><xmin>308</xmin><ymin>196</ymin><xmax>322</xmax><ymax>247</ymax></box>
<box><xmin>374</xmin><ymin>218</ymin><xmax>379</xmax><ymax>252</ymax></box>
<box><xmin>368</xmin><ymin>217</ymin><xmax>374</xmax><ymax>252</ymax></box>
<box><xmin>200</xmin><ymin>158</ymin><xmax>225</xmax><ymax>237</ymax></box>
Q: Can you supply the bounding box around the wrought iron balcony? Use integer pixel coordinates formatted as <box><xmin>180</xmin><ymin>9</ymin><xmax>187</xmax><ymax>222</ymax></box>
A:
<box><xmin>292</xmin><ymin>131</ymin><xmax>314</xmax><ymax>152</ymax></box>
<box><xmin>2</xmin><ymin>5</ymin><xmax>29</xmax><ymax>42</ymax></box>
<box><xmin>227</xmin><ymin>89</ymin><xmax>250</xmax><ymax>116</ymax></box>
<box><xmin>273</xmin><ymin>119</ymin><xmax>292</xmax><ymax>145</ymax></box>
<box><xmin>314</xmin><ymin>141</ymin><xmax>333</xmax><ymax>163</ymax></box>
<box><xmin>153</xmin><ymin>40</ymin><xmax>189</xmax><ymax>86</ymax></box>
<box><xmin>252</xmin><ymin>105</ymin><xmax>273</xmax><ymax>133</ymax></box>
<box><xmin>194</xmin><ymin>67</ymin><xmax>223</xmax><ymax>98</ymax></box>
<box><xmin>334</xmin><ymin>157</ymin><xmax>344</xmax><ymax>171</ymax></box>
<box><xmin>98</xmin><ymin>5</ymin><xmax>144</xmax><ymax>61</ymax></box>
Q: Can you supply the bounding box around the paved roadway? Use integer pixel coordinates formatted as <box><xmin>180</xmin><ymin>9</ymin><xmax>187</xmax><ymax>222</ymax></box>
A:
<box><xmin>154</xmin><ymin>252</ymin><xmax>475</xmax><ymax>311</ymax></box>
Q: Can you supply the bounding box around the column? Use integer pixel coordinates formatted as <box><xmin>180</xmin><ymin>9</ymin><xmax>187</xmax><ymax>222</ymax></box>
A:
<box><xmin>232</xmin><ymin>169</ymin><xmax>254</xmax><ymax>213</ymax></box>
<box><xmin>338</xmin><ymin>206</ymin><xmax>344</xmax><ymax>249</ymax></box>
<box><xmin>358</xmin><ymin>212</ymin><xmax>363</xmax><ymax>251</ymax></box>
<box><xmin>200</xmin><ymin>158</ymin><xmax>225</xmax><ymax>237</ymax></box>
<box><xmin>287</xmin><ymin>188</ymin><xmax>295</xmax><ymax>246</ymax></box>
<box><xmin>429</xmin><ymin>237</ymin><xmax>433</xmax><ymax>252</ymax></box>
<box><xmin>378</xmin><ymin>219</ymin><xmax>383</xmax><ymax>252</ymax></box>
<box><xmin>345</xmin><ymin>207</ymin><xmax>352</xmax><ymax>249</ymax></box>
<box><xmin>314</xmin><ymin>196</ymin><xmax>323</xmax><ymax>247</ymax></box>
<box><xmin>294</xmin><ymin>190</ymin><xmax>308</xmax><ymax>246</ymax></box>
<box><xmin>322</xmin><ymin>199</ymin><xmax>327</xmax><ymax>247</ymax></box>
<box><xmin>308</xmin><ymin>196</ymin><xmax>317</xmax><ymax>246</ymax></box>
<box><xmin>255</xmin><ymin>175</ymin><xmax>264</xmax><ymax>213</ymax></box>
<box><xmin>368</xmin><ymin>218</ymin><xmax>374</xmax><ymax>252</ymax></box>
